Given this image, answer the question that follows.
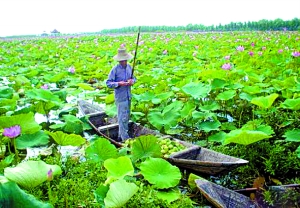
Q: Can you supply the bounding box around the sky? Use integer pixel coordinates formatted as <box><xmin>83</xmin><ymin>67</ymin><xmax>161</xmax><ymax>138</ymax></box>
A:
<box><xmin>1</xmin><ymin>0</ymin><xmax>300</xmax><ymax>37</ymax></box>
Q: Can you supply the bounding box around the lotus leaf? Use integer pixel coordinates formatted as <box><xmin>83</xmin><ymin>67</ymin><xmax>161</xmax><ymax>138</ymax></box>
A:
<box><xmin>197</xmin><ymin>120</ymin><xmax>221</xmax><ymax>132</ymax></box>
<box><xmin>140</xmin><ymin>157</ymin><xmax>181</xmax><ymax>189</ymax></box>
<box><xmin>0</xmin><ymin>87</ymin><xmax>14</xmax><ymax>99</ymax></box>
<box><xmin>283</xmin><ymin>129</ymin><xmax>300</xmax><ymax>142</ymax></box>
<box><xmin>251</xmin><ymin>93</ymin><xmax>278</xmax><ymax>109</ymax></box>
<box><xmin>45</xmin><ymin>130</ymin><xmax>85</xmax><ymax>146</ymax></box>
<box><xmin>182</xmin><ymin>82</ymin><xmax>211</xmax><ymax>99</ymax></box>
<box><xmin>224</xmin><ymin>129</ymin><xmax>271</xmax><ymax>145</ymax></box>
<box><xmin>131</xmin><ymin>135</ymin><xmax>162</xmax><ymax>162</ymax></box>
<box><xmin>94</xmin><ymin>185</ymin><xmax>109</xmax><ymax>207</ymax></box>
<box><xmin>280</xmin><ymin>98</ymin><xmax>300</xmax><ymax>110</ymax></box>
<box><xmin>0</xmin><ymin>176</ymin><xmax>52</xmax><ymax>208</ymax></box>
<box><xmin>156</xmin><ymin>188</ymin><xmax>181</xmax><ymax>203</ymax></box>
<box><xmin>216</xmin><ymin>90</ymin><xmax>236</xmax><ymax>101</ymax></box>
<box><xmin>104</xmin><ymin>156</ymin><xmax>134</xmax><ymax>185</ymax></box>
<box><xmin>104</xmin><ymin>179</ymin><xmax>138</xmax><ymax>208</ymax></box>
<box><xmin>4</xmin><ymin>161</ymin><xmax>61</xmax><ymax>189</ymax></box>
<box><xmin>16</xmin><ymin>130</ymin><xmax>49</xmax><ymax>149</ymax></box>
<box><xmin>85</xmin><ymin>138</ymin><xmax>118</xmax><ymax>163</ymax></box>
<box><xmin>148</xmin><ymin>109</ymin><xmax>180</xmax><ymax>131</ymax></box>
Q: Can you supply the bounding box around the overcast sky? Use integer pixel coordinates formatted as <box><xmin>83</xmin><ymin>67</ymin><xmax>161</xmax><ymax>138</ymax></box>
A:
<box><xmin>1</xmin><ymin>0</ymin><xmax>299</xmax><ymax>36</ymax></box>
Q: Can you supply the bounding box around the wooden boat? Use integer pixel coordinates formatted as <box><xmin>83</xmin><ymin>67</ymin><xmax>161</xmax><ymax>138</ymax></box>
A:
<box><xmin>167</xmin><ymin>145</ymin><xmax>249</xmax><ymax>175</ymax></box>
<box><xmin>196</xmin><ymin>178</ymin><xmax>300</xmax><ymax>208</ymax></box>
<box><xmin>195</xmin><ymin>178</ymin><xmax>259</xmax><ymax>208</ymax></box>
<box><xmin>78</xmin><ymin>100</ymin><xmax>249</xmax><ymax>175</ymax></box>
<box><xmin>78</xmin><ymin>100</ymin><xmax>165</xmax><ymax>147</ymax></box>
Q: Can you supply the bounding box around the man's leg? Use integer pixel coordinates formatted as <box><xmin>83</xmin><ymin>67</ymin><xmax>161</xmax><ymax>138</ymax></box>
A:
<box><xmin>117</xmin><ymin>100</ymin><xmax>130</xmax><ymax>141</ymax></box>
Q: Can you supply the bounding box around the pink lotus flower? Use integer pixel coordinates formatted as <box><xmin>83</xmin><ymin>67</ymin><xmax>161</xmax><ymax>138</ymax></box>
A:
<box><xmin>251</xmin><ymin>42</ymin><xmax>255</xmax><ymax>47</ymax></box>
<box><xmin>292</xmin><ymin>51</ymin><xmax>300</xmax><ymax>57</ymax></box>
<box><xmin>41</xmin><ymin>84</ymin><xmax>48</xmax><ymax>89</ymax></box>
<box><xmin>236</xmin><ymin>46</ymin><xmax>244</xmax><ymax>51</ymax></box>
<box><xmin>222</xmin><ymin>63</ymin><xmax>231</xmax><ymax>70</ymax></box>
<box><xmin>163</xmin><ymin>50</ymin><xmax>168</xmax><ymax>55</ymax></box>
<box><xmin>249</xmin><ymin>51</ymin><xmax>254</xmax><ymax>56</ymax></box>
<box><xmin>68</xmin><ymin>66</ymin><xmax>75</xmax><ymax>74</ymax></box>
<box><xmin>120</xmin><ymin>43</ymin><xmax>126</xmax><ymax>47</ymax></box>
<box><xmin>224</xmin><ymin>55</ymin><xmax>230</xmax><ymax>60</ymax></box>
<box><xmin>47</xmin><ymin>169</ymin><xmax>53</xmax><ymax>181</ymax></box>
<box><xmin>278</xmin><ymin>49</ymin><xmax>283</xmax><ymax>53</ymax></box>
<box><xmin>3</xmin><ymin>125</ymin><xmax>21</xmax><ymax>138</ymax></box>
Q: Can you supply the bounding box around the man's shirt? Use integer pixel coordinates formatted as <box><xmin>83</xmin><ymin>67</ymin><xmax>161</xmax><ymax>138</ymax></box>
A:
<box><xmin>106</xmin><ymin>64</ymin><xmax>136</xmax><ymax>102</ymax></box>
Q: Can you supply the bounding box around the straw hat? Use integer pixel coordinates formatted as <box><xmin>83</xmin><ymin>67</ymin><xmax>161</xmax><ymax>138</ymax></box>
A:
<box><xmin>113</xmin><ymin>46</ymin><xmax>133</xmax><ymax>61</ymax></box>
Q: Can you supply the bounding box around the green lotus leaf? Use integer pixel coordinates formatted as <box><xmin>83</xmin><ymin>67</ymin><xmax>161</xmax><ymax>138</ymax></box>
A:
<box><xmin>251</xmin><ymin>93</ymin><xmax>279</xmax><ymax>109</ymax></box>
<box><xmin>25</xmin><ymin>89</ymin><xmax>61</xmax><ymax>104</ymax></box>
<box><xmin>135</xmin><ymin>91</ymin><xmax>155</xmax><ymax>102</ymax></box>
<box><xmin>182</xmin><ymin>82</ymin><xmax>211</xmax><ymax>99</ymax></box>
<box><xmin>0</xmin><ymin>177</ymin><xmax>52</xmax><ymax>208</ymax></box>
<box><xmin>192</xmin><ymin>110</ymin><xmax>216</xmax><ymax>121</ymax></box>
<box><xmin>180</xmin><ymin>102</ymin><xmax>196</xmax><ymax>118</ymax></box>
<box><xmin>105</xmin><ymin>104</ymin><xmax>117</xmax><ymax>117</ymax></box>
<box><xmin>94</xmin><ymin>184</ymin><xmax>109</xmax><ymax>207</ymax></box>
<box><xmin>140</xmin><ymin>157</ymin><xmax>181</xmax><ymax>189</ymax></box>
<box><xmin>4</xmin><ymin>160</ymin><xmax>62</xmax><ymax>189</ymax></box>
<box><xmin>283</xmin><ymin>129</ymin><xmax>300</xmax><ymax>142</ymax></box>
<box><xmin>156</xmin><ymin>188</ymin><xmax>181</xmax><ymax>203</ymax></box>
<box><xmin>131</xmin><ymin>135</ymin><xmax>162</xmax><ymax>162</ymax></box>
<box><xmin>148</xmin><ymin>109</ymin><xmax>180</xmax><ymax>131</ymax></box>
<box><xmin>0</xmin><ymin>98</ymin><xmax>17</xmax><ymax>113</ymax></box>
<box><xmin>241</xmin><ymin>120</ymin><xmax>274</xmax><ymax>135</ymax></box>
<box><xmin>197</xmin><ymin>120</ymin><xmax>221</xmax><ymax>132</ymax></box>
<box><xmin>0</xmin><ymin>87</ymin><xmax>14</xmax><ymax>99</ymax></box>
<box><xmin>10</xmin><ymin>75</ymin><xmax>31</xmax><ymax>89</ymax></box>
<box><xmin>211</xmin><ymin>78</ymin><xmax>227</xmax><ymax>90</ymax></box>
<box><xmin>104</xmin><ymin>179</ymin><xmax>138</xmax><ymax>208</ymax></box>
<box><xmin>85</xmin><ymin>138</ymin><xmax>118</xmax><ymax>163</ymax></box>
<box><xmin>104</xmin><ymin>156</ymin><xmax>134</xmax><ymax>185</ymax></box>
<box><xmin>296</xmin><ymin>146</ymin><xmax>300</xmax><ymax>158</ymax></box>
<box><xmin>105</xmin><ymin>94</ymin><xmax>115</xmax><ymax>104</ymax></box>
<box><xmin>161</xmin><ymin>100</ymin><xmax>184</xmax><ymax>115</ymax></box>
<box><xmin>155</xmin><ymin>92</ymin><xmax>174</xmax><ymax>101</ymax></box>
<box><xmin>16</xmin><ymin>130</ymin><xmax>49</xmax><ymax>149</ymax></box>
<box><xmin>243</xmin><ymin>85</ymin><xmax>262</xmax><ymax>95</ymax></box>
<box><xmin>0</xmin><ymin>112</ymin><xmax>41</xmax><ymax>134</ymax></box>
<box><xmin>216</xmin><ymin>90</ymin><xmax>236</xmax><ymax>101</ymax></box>
<box><xmin>280</xmin><ymin>98</ymin><xmax>300</xmax><ymax>110</ymax></box>
<box><xmin>208</xmin><ymin>131</ymin><xmax>226</xmax><ymax>143</ymax></box>
<box><xmin>45</xmin><ymin>130</ymin><xmax>85</xmax><ymax>146</ymax></box>
<box><xmin>239</xmin><ymin>92</ymin><xmax>254</xmax><ymax>101</ymax></box>
<box><xmin>224</xmin><ymin>129</ymin><xmax>271</xmax><ymax>145</ymax></box>
<box><xmin>77</xmin><ymin>83</ymin><xmax>95</xmax><ymax>91</ymax></box>
<box><xmin>199</xmin><ymin>102</ymin><xmax>220</xmax><ymax>111</ymax></box>
<box><xmin>187</xmin><ymin>173</ymin><xmax>202</xmax><ymax>192</ymax></box>
<box><xmin>45</xmin><ymin>72</ymin><xmax>67</xmax><ymax>83</ymax></box>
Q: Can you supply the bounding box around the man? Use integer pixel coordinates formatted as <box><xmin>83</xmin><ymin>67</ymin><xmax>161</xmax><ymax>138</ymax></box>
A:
<box><xmin>106</xmin><ymin>46</ymin><xmax>136</xmax><ymax>141</ymax></box>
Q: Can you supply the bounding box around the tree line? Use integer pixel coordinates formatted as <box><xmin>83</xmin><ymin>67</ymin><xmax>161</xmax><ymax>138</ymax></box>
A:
<box><xmin>100</xmin><ymin>18</ymin><xmax>300</xmax><ymax>34</ymax></box>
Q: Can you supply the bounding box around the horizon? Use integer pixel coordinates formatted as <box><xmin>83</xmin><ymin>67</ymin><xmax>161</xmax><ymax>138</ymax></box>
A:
<box><xmin>1</xmin><ymin>0</ymin><xmax>300</xmax><ymax>37</ymax></box>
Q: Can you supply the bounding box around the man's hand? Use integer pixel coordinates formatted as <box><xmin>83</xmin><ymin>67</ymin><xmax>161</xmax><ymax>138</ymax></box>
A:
<box><xmin>127</xmin><ymin>79</ymin><xmax>134</xmax><ymax>86</ymax></box>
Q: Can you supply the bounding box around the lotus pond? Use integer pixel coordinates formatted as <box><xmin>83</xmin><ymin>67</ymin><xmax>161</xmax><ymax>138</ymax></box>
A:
<box><xmin>0</xmin><ymin>31</ymin><xmax>300</xmax><ymax>207</ymax></box>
